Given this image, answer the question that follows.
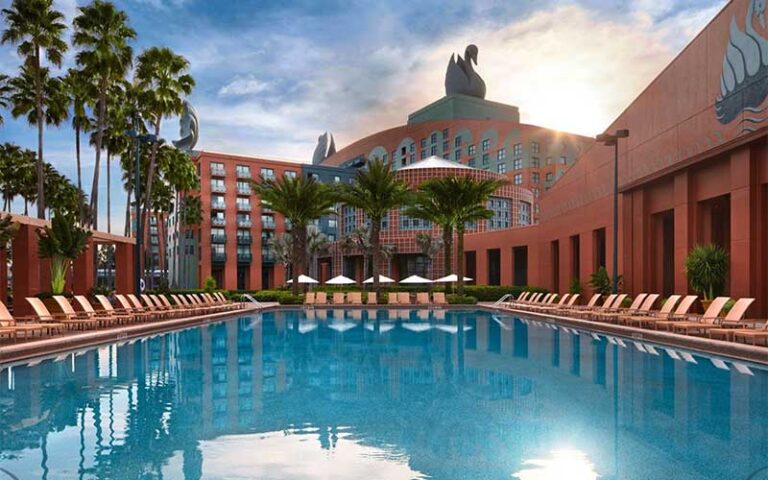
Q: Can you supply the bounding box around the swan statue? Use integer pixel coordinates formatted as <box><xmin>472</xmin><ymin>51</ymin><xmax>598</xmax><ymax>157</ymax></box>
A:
<box><xmin>312</xmin><ymin>132</ymin><xmax>336</xmax><ymax>165</ymax></box>
<box><xmin>172</xmin><ymin>101</ymin><xmax>199</xmax><ymax>152</ymax></box>
<box><xmin>715</xmin><ymin>0</ymin><xmax>768</xmax><ymax>127</ymax></box>
<box><xmin>445</xmin><ymin>44</ymin><xmax>487</xmax><ymax>99</ymax></box>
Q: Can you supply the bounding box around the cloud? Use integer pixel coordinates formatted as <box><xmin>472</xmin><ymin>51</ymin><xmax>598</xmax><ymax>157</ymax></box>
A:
<box><xmin>218</xmin><ymin>75</ymin><xmax>272</xmax><ymax>97</ymax></box>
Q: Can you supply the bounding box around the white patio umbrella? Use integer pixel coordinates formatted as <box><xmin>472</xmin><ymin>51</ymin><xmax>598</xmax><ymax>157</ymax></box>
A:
<box><xmin>286</xmin><ymin>274</ymin><xmax>319</xmax><ymax>284</ymax></box>
<box><xmin>363</xmin><ymin>274</ymin><xmax>395</xmax><ymax>284</ymax></box>
<box><xmin>325</xmin><ymin>275</ymin><xmax>356</xmax><ymax>285</ymax></box>
<box><xmin>402</xmin><ymin>323</ymin><xmax>433</xmax><ymax>333</ymax></box>
<box><xmin>399</xmin><ymin>274</ymin><xmax>433</xmax><ymax>284</ymax></box>
<box><xmin>433</xmin><ymin>274</ymin><xmax>473</xmax><ymax>283</ymax></box>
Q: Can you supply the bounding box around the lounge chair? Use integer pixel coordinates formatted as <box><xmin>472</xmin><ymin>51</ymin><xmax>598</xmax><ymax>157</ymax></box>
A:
<box><xmin>561</xmin><ymin>293</ymin><xmax>600</xmax><ymax>313</ymax></box>
<box><xmin>651</xmin><ymin>295</ymin><xmax>705</xmax><ymax>330</ymax></box>
<box><xmin>708</xmin><ymin>298</ymin><xmax>758</xmax><ymax>341</ymax></box>
<box><xmin>730</xmin><ymin>321</ymin><xmax>768</xmax><ymax>345</ymax></box>
<box><xmin>623</xmin><ymin>295</ymin><xmax>682</xmax><ymax>328</ymax></box>
<box><xmin>669</xmin><ymin>297</ymin><xmax>732</xmax><ymax>334</ymax></box>
<box><xmin>315</xmin><ymin>292</ymin><xmax>328</xmax><ymax>305</ymax></box>
<box><xmin>433</xmin><ymin>292</ymin><xmax>447</xmax><ymax>305</ymax></box>
<box><xmin>0</xmin><ymin>300</ymin><xmax>62</xmax><ymax>339</ymax></box>
<box><xmin>398</xmin><ymin>292</ymin><xmax>411</xmax><ymax>304</ymax></box>
<box><xmin>529</xmin><ymin>294</ymin><xmax>559</xmax><ymax>312</ymax></box>
<box><xmin>593</xmin><ymin>293</ymin><xmax>653</xmax><ymax>323</ymax></box>
<box><xmin>305</xmin><ymin>292</ymin><xmax>316</xmax><ymax>305</ymax></box>
<box><xmin>332</xmin><ymin>292</ymin><xmax>346</xmax><ymax>305</ymax></box>
<box><xmin>611</xmin><ymin>294</ymin><xmax>660</xmax><ymax>324</ymax></box>
<box><xmin>507</xmin><ymin>292</ymin><xmax>541</xmax><ymax>308</ymax></box>
<box><xmin>142</xmin><ymin>294</ymin><xmax>173</xmax><ymax>318</ymax></box>
<box><xmin>367</xmin><ymin>292</ymin><xmax>378</xmax><ymax>305</ymax></box>
<box><xmin>387</xmin><ymin>293</ymin><xmax>399</xmax><ymax>305</ymax></box>
<box><xmin>26</xmin><ymin>297</ymin><xmax>90</xmax><ymax>331</ymax></box>
<box><xmin>75</xmin><ymin>295</ymin><xmax>132</xmax><ymax>325</ymax></box>
<box><xmin>348</xmin><ymin>292</ymin><xmax>363</xmax><ymax>305</ymax></box>
<box><xmin>159</xmin><ymin>294</ymin><xmax>192</xmax><ymax>316</ymax></box>
<box><xmin>96</xmin><ymin>294</ymin><xmax>140</xmax><ymax>323</ymax></box>
<box><xmin>115</xmin><ymin>294</ymin><xmax>153</xmax><ymax>322</ymax></box>
<box><xmin>576</xmin><ymin>294</ymin><xmax>617</xmax><ymax>319</ymax></box>
<box><xmin>416</xmin><ymin>292</ymin><xmax>430</xmax><ymax>305</ymax></box>
<box><xmin>548</xmin><ymin>294</ymin><xmax>581</xmax><ymax>314</ymax></box>
<box><xmin>52</xmin><ymin>295</ymin><xmax>105</xmax><ymax>329</ymax></box>
<box><xmin>532</xmin><ymin>294</ymin><xmax>569</xmax><ymax>312</ymax></box>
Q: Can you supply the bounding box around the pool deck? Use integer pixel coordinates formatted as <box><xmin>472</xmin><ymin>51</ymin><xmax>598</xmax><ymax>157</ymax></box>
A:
<box><xmin>1</xmin><ymin>302</ymin><xmax>766</xmax><ymax>367</ymax></box>
<box><xmin>481</xmin><ymin>302</ymin><xmax>768</xmax><ymax>366</ymax></box>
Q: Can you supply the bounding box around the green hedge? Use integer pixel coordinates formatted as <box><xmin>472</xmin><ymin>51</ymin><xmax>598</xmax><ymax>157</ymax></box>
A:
<box><xmin>446</xmin><ymin>294</ymin><xmax>478</xmax><ymax>305</ymax></box>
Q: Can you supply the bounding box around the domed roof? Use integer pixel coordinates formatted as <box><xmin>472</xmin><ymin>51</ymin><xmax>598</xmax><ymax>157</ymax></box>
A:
<box><xmin>398</xmin><ymin>156</ymin><xmax>473</xmax><ymax>171</ymax></box>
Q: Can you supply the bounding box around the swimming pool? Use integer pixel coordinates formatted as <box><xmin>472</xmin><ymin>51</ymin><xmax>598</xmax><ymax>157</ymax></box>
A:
<box><xmin>0</xmin><ymin>308</ymin><xmax>766</xmax><ymax>479</ymax></box>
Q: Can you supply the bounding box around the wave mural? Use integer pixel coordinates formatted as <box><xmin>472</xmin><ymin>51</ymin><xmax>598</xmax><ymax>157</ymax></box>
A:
<box><xmin>715</xmin><ymin>0</ymin><xmax>768</xmax><ymax>132</ymax></box>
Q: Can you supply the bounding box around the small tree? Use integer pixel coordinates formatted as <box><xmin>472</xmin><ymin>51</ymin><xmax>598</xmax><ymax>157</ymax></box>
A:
<box><xmin>588</xmin><ymin>267</ymin><xmax>622</xmax><ymax>296</ymax></box>
<box><xmin>685</xmin><ymin>244</ymin><xmax>729</xmax><ymax>301</ymax></box>
<box><xmin>37</xmin><ymin>214</ymin><xmax>91</xmax><ymax>294</ymax></box>
<box><xmin>569</xmin><ymin>277</ymin><xmax>582</xmax><ymax>295</ymax></box>
<box><xmin>203</xmin><ymin>275</ymin><xmax>217</xmax><ymax>293</ymax></box>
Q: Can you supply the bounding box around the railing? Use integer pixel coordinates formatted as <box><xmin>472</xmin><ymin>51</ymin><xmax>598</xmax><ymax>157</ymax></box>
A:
<box><xmin>241</xmin><ymin>293</ymin><xmax>265</xmax><ymax>309</ymax></box>
<box><xmin>210</xmin><ymin>234</ymin><xmax>226</xmax><ymax>243</ymax></box>
<box><xmin>261</xmin><ymin>219</ymin><xmax>276</xmax><ymax>230</ymax></box>
<box><xmin>237</xmin><ymin>252</ymin><xmax>252</xmax><ymax>262</ymax></box>
<box><xmin>261</xmin><ymin>252</ymin><xmax>276</xmax><ymax>263</ymax></box>
<box><xmin>211</xmin><ymin>217</ymin><xmax>226</xmax><ymax>226</ymax></box>
<box><xmin>237</xmin><ymin>186</ymin><xmax>252</xmax><ymax>195</ymax></box>
<box><xmin>493</xmin><ymin>294</ymin><xmax>513</xmax><ymax>307</ymax></box>
<box><xmin>236</xmin><ymin>170</ymin><xmax>252</xmax><ymax>179</ymax></box>
<box><xmin>211</xmin><ymin>201</ymin><xmax>226</xmax><ymax>210</ymax></box>
<box><xmin>211</xmin><ymin>251</ymin><xmax>226</xmax><ymax>262</ymax></box>
<box><xmin>237</xmin><ymin>235</ymin><xmax>252</xmax><ymax>245</ymax></box>
<box><xmin>237</xmin><ymin>220</ymin><xmax>252</xmax><ymax>228</ymax></box>
<box><xmin>210</xmin><ymin>166</ymin><xmax>225</xmax><ymax>176</ymax></box>
<box><xmin>236</xmin><ymin>203</ymin><xmax>252</xmax><ymax>211</ymax></box>
<box><xmin>210</xmin><ymin>184</ymin><xmax>226</xmax><ymax>193</ymax></box>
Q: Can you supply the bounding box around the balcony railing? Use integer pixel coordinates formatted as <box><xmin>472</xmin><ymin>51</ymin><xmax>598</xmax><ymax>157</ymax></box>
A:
<box><xmin>237</xmin><ymin>252</ymin><xmax>252</xmax><ymax>263</ymax></box>
<box><xmin>211</xmin><ymin>184</ymin><xmax>226</xmax><ymax>193</ymax></box>
<box><xmin>211</xmin><ymin>250</ymin><xmax>226</xmax><ymax>263</ymax></box>
<box><xmin>211</xmin><ymin>233</ymin><xmax>226</xmax><ymax>243</ymax></box>
<box><xmin>237</xmin><ymin>235</ymin><xmax>252</xmax><ymax>245</ymax></box>
<box><xmin>236</xmin><ymin>203</ymin><xmax>252</xmax><ymax>212</ymax></box>
<box><xmin>261</xmin><ymin>251</ymin><xmax>276</xmax><ymax>263</ymax></box>
<box><xmin>211</xmin><ymin>217</ymin><xmax>226</xmax><ymax>226</ymax></box>
<box><xmin>237</xmin><ymin>186</ymin><xmax>252</xmax><ymax>195</ymax></box>
<box><xmin>236</xmin><ymin>169</ymin><xmax>252</xmax><ymax>179</ymax></box>
<box><xmin>210</xmin><ymin>166</ymin><xmax>225</xmax><ymax>177</ymax></box>
<box><xmin>261</xmin><ymin>220</ymin><xmax>276</xmax><ymax>230</ymax></box>
<box><xmin>237</xmin><ymin>220</ymin><xmax>252</xmax><ymax>228</ymax></box>
<box><xmin>211</xmin><ymin>201</ymin><xmax>226</xmax><ymax>210</ymax></box>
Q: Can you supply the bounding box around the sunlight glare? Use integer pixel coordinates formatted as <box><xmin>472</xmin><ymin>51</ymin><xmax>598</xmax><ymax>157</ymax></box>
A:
<box><xmin>512</xmin><ymin>449</ymin><xmax>600</xmax><ymax>480</ymax></box>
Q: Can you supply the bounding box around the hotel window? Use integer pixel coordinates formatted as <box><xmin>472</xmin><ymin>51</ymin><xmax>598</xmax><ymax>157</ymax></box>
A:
<box><xmin>260</xmin><ymin>168</ymin><xmax>275</xmax><ymax>180</ymax></box>
<box><xmin>468</xmin><ymin>144</ymin><xmax>476</xmax><ymax>155</ymax></box>
<box><xmin>401</xmin><ymin>146</ymin><xmax>407</xmax><ymax>156</ymax></box>
<box><xmin>468</xmin><ymin>158</ymin><xmax>476</xmax><ymax>167</ymax></box>
<box><xmin>421</xmin><ymin>150</ymin><xmax>427</xmax><ymax>159</ymax></box>
<box><xmin>482</xmin><ymin>153</ymin><xmax>490</xmax><ymax>166</ymax></box>
<box><xmin>454</xmin><ymin>136</ymin><xmax>462</xmax><ymax>148</ymax></box>
<box><xmin>531</xmin><ymin>141</ymin><xmax>540</xmax><ymax>154</ymax></box>
<box><xmin>235</xmin><ymin>165</ymin><xmax>251</xmax><ymax>178</ymax></box>
<box><xmin>210</xmin><ymin>178</ymin><xmax>225</xmax><ymax>192</ymax></box>
<box><xmin>512</xmin><ymin>158</ymin><xmax>522</xmax><ymax>170</ymax></box>
<box><xmin>454</xmin><ymin>150</ymin><xmax>462</xmax><ymax>161</ymax></box>
<box><xmin>284</xmin><ymin>170</ymin><xmax>296</xmax><ymax>178</ymax></box>
<box><xmin>560</xmin><ymin>155</ymin><xmax>568</xmax><ymax>165</ymax></box>
<box><xmin>532</xmin><ymin>188</ymin><xmax>539</xmax><ymax>198</ymax></box>
<box><xmin>308</xmin><ymin>173</ymin><xmax>320</xmax><ymax>180</ymax></box>
<box><xmin>512</xmin><ymin>143</ymin><xmax>523</xmax><ymax>156</ymax></box>
<box><xmin>328</xmin><ymin>218</ymin><xmax>338</xmax><ymax>229</ymax></box>
<box><xmin>481</xmin><ymin>139</ymin><xmax>490</xmax><ymax>151</ymax></box>
<box><xmin>212</xmin><ymin>194</ymin><xmax>225</xmax><ymax>208</ymax></box>
<box><xmin>497</xmin><ymin>163</ymin><xmax>507</xmax><ymax>174</ymax></box>
<box><xmin>431</xmin><ymin>145</ymin><xmax>438</xmax><ymax>155</ymax></box>
<box><xmin>382</xmin><ymin>153</ymin><xmax>388</xmax><ymax>164</ymax></box>
<box><xmin>546</xmin><ymin>172</ymin><xmax>554</xmax><ymax>182</ymax></box>
<box><xmin>519</xmin><ymin>201</ymin><xmax>532</xmax><ymax>225</ymax></box>
<box><xmin>409</xmin><ymin>142</ymin><xmax>415</xmax><ymax>153</ymax></box>
<box><xmin>261</xmin><ymin>214</ymin><xmax>275</xmax><ymax>229</ymax></box>
<box><xmin>210</xmin><ymin>162</ymin><xmax>225</xmax><ymax>175</ymax></box>
<box><xmin>442</xmin><ymin>128</ymin><xmax>449</xmax><ymax>138</ymax></box>
<box><xmin>237</xmin><ymin>213</ymin><xmax>251</xmax><ymax>226</ymax></box>
<box><xmin>546</xmin><ymin>157</ymin><xmax>552</xmax><ymax>166</ymax></box>
<box><xmin>488</xmin><ymin>198</ymin><xmax>510</xmax><ymax>229</ymax></box>
<box><xmin>334</xmin><ymin>175</ymin><xmax>341</xmax><ymax>183</ymax></box>
<box><xmin>431</xmin><ymin>133</ymin><xmax>437</xmax><ymax>144</ymax></box>
<box><xmin>236</xmin><ymin>180</ymin><xmax>251</xmax><ymax>194</ymax></box>
<box><xmin>513</xmin><ymin>174</ymin><xmax>523</xmax><ymax>185</ymax></box>
<box><xmin>442</xmin><ymin>140</ymin><xmax>449</xmax><ymax>151</ymax></box>
<box><xmin>236</xmin><ymin>198</ymin><xmax>251</xmax><ymax>210</ymax></box>
<box><xmin>343</xmin><ymin>206</ymin><xmax>357</xmax><ymax>234</ymax></box>
<box><xmin>420</xmin><ymin>138</ymin><xmax>427</xmax><ymax>149</ymax></box>
<box><xmin>400</xmin><ymin>208</ymin><xmax>432</xmax><ymax>230</ymax></box>
<box><xmin>531</xmin><ymin>157</ymin><xmax>540</xmax><ymax>168</ymax></box>
<box><xmin>410</xmin><ymin>153</ymin><xmax>416</xmax><ymax>163</ymax></box>
<box><xmin>532</xmin><ymin>172</ymin><xmax>540</xmax><ymax>184</ymax></box>
<box><xmin>212</xmin><ymin>244</ymin><xmax>225</xmax><ymax>255</ymax></box>
<box><xmin>365</xmin><ymin>212</ymin><xmax>388</xmax><ymax>231</ymax></box>
<box><xmin>497</xmin><ymin>148</ymin><xmax>506</xmax><ymax>161</ymax></box>
<box><xmin>443</xmin><ymin>153</ymin><xmax>450</xmax><ymax>160</ymax></box>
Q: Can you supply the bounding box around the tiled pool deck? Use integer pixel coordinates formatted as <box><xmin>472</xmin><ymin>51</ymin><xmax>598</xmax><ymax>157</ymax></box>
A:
<box><xmin>1</xmin><ymin>302</ymin><xmax>766</xmax><ymax>366</ymax></box>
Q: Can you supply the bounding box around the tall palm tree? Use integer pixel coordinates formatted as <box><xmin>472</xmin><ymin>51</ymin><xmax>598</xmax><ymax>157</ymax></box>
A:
<box><xmin>63</xmin><ymin>68</ymin><xmax>93</xmax><ymax>218</ymax></box>
<box><xmin>2</xmin><ymin>0</ymin><xmax>68</xmax><ymax>219</ymax></box>
<box><xmin>338</xmin><ymin>158</ymin><xmax>411</xmax><ymax>293</ymax></box>
<box><xmin>415</xmin><ymin>232</ymin><xmax>443</xmax><ymax>282</ymax></box>
<box><xmin>73</xmin><ymin>0</ymin><xmax>135</xmax><ymax>229</ymax></box>
<box><xmin>405</xmin><ymin>180</ymin><xmax>458</xmax><ymax>276</ymax></box>
<box><xmin>0</xmin><ymin>74</ymin><xmax>12</xmax><ymax>126</ymax></box>
<box><xmin>134</xmin><ymin>46</ymin><xmax>194</xmax><ymax>227</ymax></box>
<box><xmin>253</xmin><ymin>175</ymin><xmax>336</xmax><ymax>295</ymax></box>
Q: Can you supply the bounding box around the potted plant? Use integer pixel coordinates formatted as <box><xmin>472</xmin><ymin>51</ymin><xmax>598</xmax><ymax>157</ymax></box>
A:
<box><xmin>37</xmin><ymin>214</ymin><xmax>91</xmax><ymax>295</ymax></box>
<box><xmin>684</xmin><ymin>244</ymin><xmax>729</xmax><ymax>310</ymax></box>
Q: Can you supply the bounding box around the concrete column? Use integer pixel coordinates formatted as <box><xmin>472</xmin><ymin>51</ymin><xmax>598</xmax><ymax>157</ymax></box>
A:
<box><xmin>729</xmin><ymin>147</ymin><xmax>755</xmax><ymax>303</ymax></box>
<box><xmin>12</xmin><ymin>224</ymin><xmax>41</xmax><ymax>316</ymax></box>
<box><xmin>476</xmin><ymin>249</ymin><xmax>488</xmax><ymax>286</ymax></box>
<box><xmin>72</xmin><ymin>239</ymin><xmax>95</xmax><ymax>294</ymax></box>
<box><xmin>0</xmin><ymin>249</ymin><xmax>7</xmax><ymax>304</ymax></box>
<box><xmin>115</xmin><ymin>242</ymin><xmax>135</xmax><ymax>294</ymax></box>
<box><xmin>673</xmin><ymin>171</ymin><xmax>693</xmax><ymax>294</ymax></box>
<box><xmin>559</xmin><ymin>236</ymin><xmax>571</xmax><ymax>294</ymax></box>
<box><xmin>580</xmin><ymin>231</ymin><xmax>594</xmax><ymax>297</ymax></box>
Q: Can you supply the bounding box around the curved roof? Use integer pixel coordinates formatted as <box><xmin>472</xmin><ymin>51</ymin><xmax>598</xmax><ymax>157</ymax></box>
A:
<box><xmin>399</xmin><ymin>156</ymin><xmax>473</xmax><ymax>171</ymax></box>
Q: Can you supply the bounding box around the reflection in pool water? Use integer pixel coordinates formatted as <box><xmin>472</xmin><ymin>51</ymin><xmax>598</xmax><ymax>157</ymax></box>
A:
<box><xmin>0</xmin><ymin>308</ymin><xmax>766</xmax><ymax>479</ymax></box>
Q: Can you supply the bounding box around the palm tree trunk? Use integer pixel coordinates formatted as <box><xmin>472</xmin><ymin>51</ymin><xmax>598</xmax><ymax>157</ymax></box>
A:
<box><xmin>442</xmin><ymin>225</ymin><xmax>453</xmax><ymax>276</ymax></box>
<box><xmin>75</xmin><ymin>124</ymin><xmax>82</xmax><ymax>222</ymax></box>
<box><xmin>124</xmin><ymin>186</ymin><xmax>132</xmax><ymax>236</ymax></box>
<box><xmin>34</xmin><ymin>49</ymin><xmax>45</xmax><ymax>219</ymax></box>
<box><xmin>290</xmin><ymin>226</ymin><xmax>303</xmax><ymax>295</ymax></box>
<box><xmin>456</xmin><ymin>227</ymin><xmax>465</xmax><ymax>296</ymax></box>
<box><xmin>370</xmin><ymin>220</ymin><xmax>381</xmax><ymax>293</ymax></box>
<box><xmin>106</xmin><ymin>151</ymin><xmax>111</xmax><ymax>233</ymax></box>
<box><xmin>141</xmin><ymin>120</ymin><xmax>162</xmax><ymax>239</ymax></box>
<box><xmin>90</xmin><ymin>86</ymin><xmax>107</xmax><ymax>230</ymax></box>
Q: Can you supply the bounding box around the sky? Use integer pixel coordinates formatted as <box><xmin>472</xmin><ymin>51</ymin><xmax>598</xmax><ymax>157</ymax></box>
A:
<box><xmin>0</xmin><ymin>0</ymin><xmax>728</xmax><ymax>234</ymax></box>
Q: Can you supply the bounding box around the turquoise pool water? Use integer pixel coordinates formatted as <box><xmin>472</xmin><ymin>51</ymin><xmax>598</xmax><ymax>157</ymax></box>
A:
<box><xmin>0</xmin><ymin>308</ymin><xmax>766</xmax><ymax>479</ymax></box>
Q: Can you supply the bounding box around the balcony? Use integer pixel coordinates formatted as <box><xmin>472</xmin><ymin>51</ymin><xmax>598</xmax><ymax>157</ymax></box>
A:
<box><xmin>211</xmin><ymin>250</ymin><xmax>226</xmax><ymax>263</ymax></box>
<box><xmin>211</xmin><ymin>217</ymin><xmax>226</xmax><ymax>226</ymax></box>
<box><xmin>211</xmin><ymin>233</ymin><xmax>226</xmax><ymax>243</ymax></box>
<box><xmin>261</xmin><ymin>219</ymin><xmax>276</xmax><ymax>230</ymax></box>
<box><xmin>237</xmin><ymin>185</ymin><xmax>252</xmax><ymax>195</ymax></box>
<box><xmin>236</xmin><ymin>169</ymin><xmax>252</xmax><ymax>179</ymax></box>
<box><xmin>237</xmin><ymin>219</ymin><xmax>252</xmax><ymax>228</ymax></box>
<box><xmin>210</xmin><ymin>165</ymin><xmax>225</xmax><ymax>177</ymax></box>
<box><xmin>211</xmin><ymin>184</ymin><xmax>226</xmax><ymax>193</ymax></box>
<box><xmin>237</xmin><ymin>252</ymin><xmax>252</xmax><ymax>263</ymax></box>
<box><xmin>261</xmin><ymin>251</ymin><xmax>276</xmax><ymax>263</ymax></box>
<box><xmin>236</xmin><ymin>203</ymin><xmax>252</xmax><ymax>212</ymax></box>
<box><xmin>211</xmin><ymin>200</ymin><xmax>226</xmax><ymax>210</ymax></box>
<box><xmin>237</xmin><ymin>235</ymin><xmax>252</xmax><ymax>245</ymax></box>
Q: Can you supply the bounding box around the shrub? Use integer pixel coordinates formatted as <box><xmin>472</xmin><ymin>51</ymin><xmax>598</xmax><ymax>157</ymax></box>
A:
<box><xmin>588</xmin><ymin>267</ymin><xmax>623</xmax><ymax>296</ymax></box>
<box><xmin>203</xmin><ymin>276</ymin><xmax>217</xmax><ymax>293</ymax></box>
<box><xmin>684</xmin><ymin>244</ymin><xmax>729</xmax><ymax>301</ymax></box>
<box><xmin>569</xmin><ymin>278</ymin><xmax>582</xmax><ymax>295</ymax></box>
<box><xmin>278</xmin><ymin>294</ymin><xmax>304</xmax><ymax>305</ymax></box>
<box><xmin>446</xmin><ymin>294</ymin><xmax>478</xmax><ymax>305</ymax></box>
<box><xmin>37</xmin><ymin>214</ymin><xmax>92</xmax><ymax>294</ymax></box>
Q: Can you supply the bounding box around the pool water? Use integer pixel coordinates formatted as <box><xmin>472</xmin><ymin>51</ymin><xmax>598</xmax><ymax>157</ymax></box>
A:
<box><xmin>0</xmin><ymin>308</ymin><xmax>766</xmax><ymax>479</ymax></box>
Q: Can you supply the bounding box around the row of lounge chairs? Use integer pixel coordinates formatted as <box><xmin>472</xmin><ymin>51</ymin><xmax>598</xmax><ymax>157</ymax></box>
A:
<box><xmin>501</xmin><ymin>291</ymin><xmax>767</xmax><ymax>345</ymax></box>
<box><xmin>0</xmin><ymin>292</ymin><xmax>239</xmax><ymax>341</ymax></box>
<box><xmin>305</xmin><ymin>292</ymin><xmax>447</xmax><ymax>306</ymax></box>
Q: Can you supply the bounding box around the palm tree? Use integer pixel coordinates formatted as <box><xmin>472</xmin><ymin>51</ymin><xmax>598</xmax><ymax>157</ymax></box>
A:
<box><xmin>338</xmin><ymin>158</ymin><xmax>411</xmax><ymax>293</ymax></box>
<box><xmin>2</xmin><ymin>0</ymin><xmax>68</xmax><ymax>219</ymax></box>
<box><xmin>63</xmin><ymin>68</ymin><xmax>93</xmax><ymax>218</ymax></box>
<box><xmin>73</xmin><ymin>0</ymin><xmax>135</xmax><ymax>229</ymax></box>
<box><xmin>338</xmin><ymin>234</ymin><xmax>356</xmax><ymax>278</ymax></box>
<box><xmin>415</xmin><ymin>232</ymin><xmax>443</xmax><ymax>282</ymax></box>
<box><xmin>0</xmin><ymin>74</ymin><xmax>12</xmax><ymax>126</ymax></box>
<box><xmin>405</xmin><ymin>179</ymin><xmax>460</xmax><ymax>276</ymax></box>
<box><xmin>253</xmin><ymin>175</ymin><xmax>336</xmax><ymax>295</ymax></box>
<box><xmin>306</xmin><ymin>226</ymin><xmax>330</xmax><ymax>279</ymax></box>
<box><xmin>37</xmin><ymin>213</ymin><xmax>92</xmax><ymax>294</ymax></box>
<box><xmin>134</xmin><ymin>46</ymin><xmax>194</xmax><ymax>228</ymax></box>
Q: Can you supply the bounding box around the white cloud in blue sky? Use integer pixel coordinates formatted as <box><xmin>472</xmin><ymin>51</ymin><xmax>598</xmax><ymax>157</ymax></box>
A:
<box><xmin>0</xmin><ymin>0</ymin><xmax>727</xmax><ymax>233</ymax></box>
